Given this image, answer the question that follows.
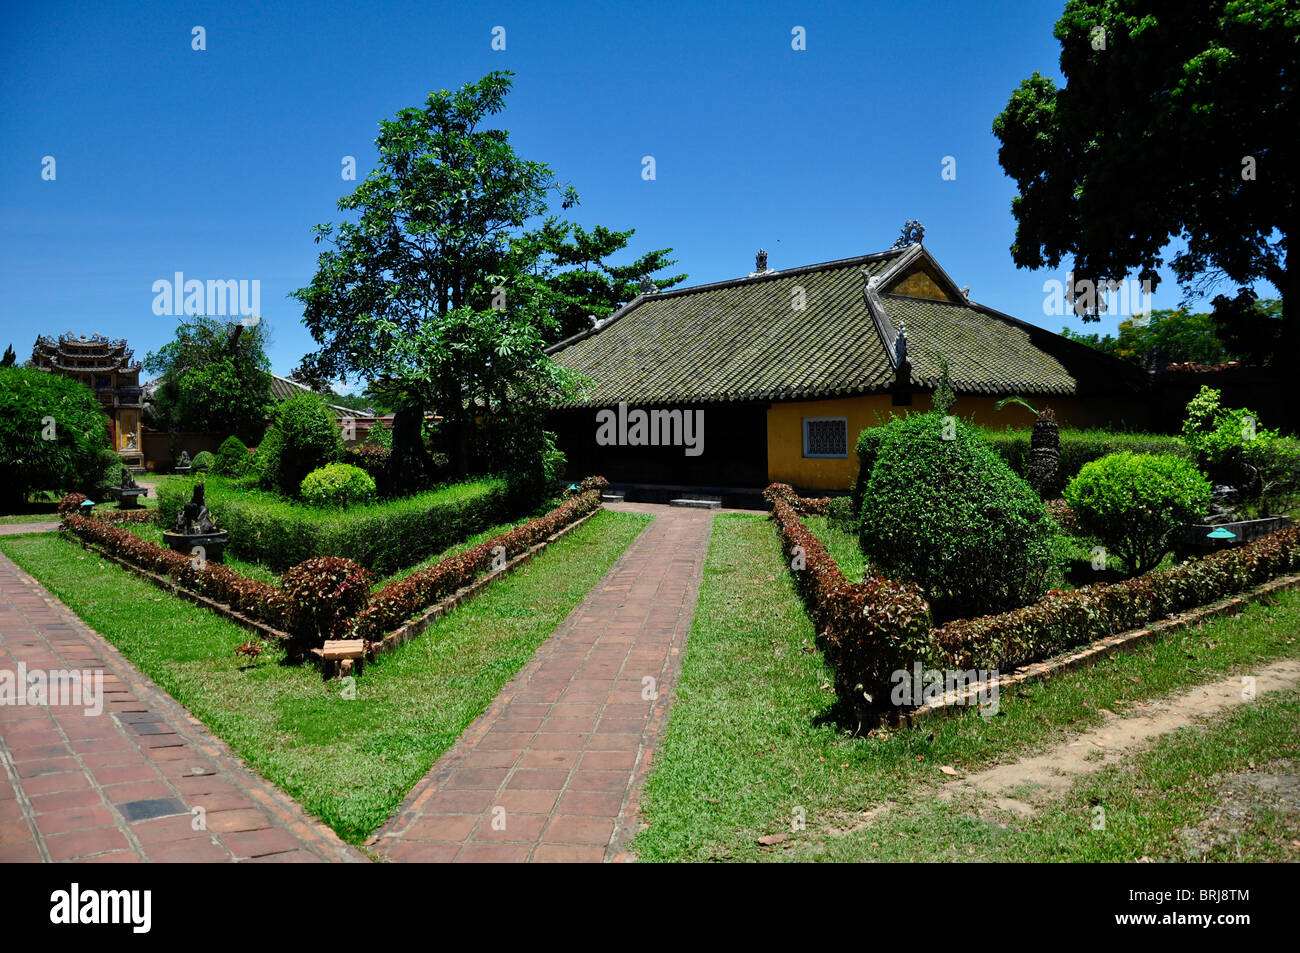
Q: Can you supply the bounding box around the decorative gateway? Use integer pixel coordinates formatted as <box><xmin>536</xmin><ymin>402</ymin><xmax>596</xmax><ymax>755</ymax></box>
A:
<box><xmin>30</xmin><ymin>332</ymin><xmax>144</xmax><ymax>469</ymax></box>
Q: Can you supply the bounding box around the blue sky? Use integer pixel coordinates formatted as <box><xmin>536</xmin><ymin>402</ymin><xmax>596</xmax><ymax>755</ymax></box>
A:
<box><xmin>0</xmin><ymin>0</ymin><xmax>1229</xmax><ymax>385</ymax></box>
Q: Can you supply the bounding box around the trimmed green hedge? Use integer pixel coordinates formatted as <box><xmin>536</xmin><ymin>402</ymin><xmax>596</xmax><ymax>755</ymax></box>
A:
<box><xmin>978</xmin><ymin>428</ymin><xmax>1188</xmax><ymax>492</ymax></box>
<box><xmin>159</xmin><ymin>476</ymin><xmax>510</xmax><ymax>574</ymax></box>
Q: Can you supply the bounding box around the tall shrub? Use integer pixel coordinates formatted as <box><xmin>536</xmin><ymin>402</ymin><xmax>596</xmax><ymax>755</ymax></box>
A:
<box><xmin>0</xmin><ymin>367</ymin><xmax>112</xmax><ymax>500</ymax></box>
<box><xmin>858</xmin><ymin>413</ymin><xmax>1059</xmax><ymax>621</ymax></box>
<box><xmin>257</xmin><ymin>392</ymin><xmax>343</xmax><ymax>496</ymax></box>
<box><xmin>1180</xmin><ymin>385</ymin><xmax>1297</xmax><ymax>515</ymax></box>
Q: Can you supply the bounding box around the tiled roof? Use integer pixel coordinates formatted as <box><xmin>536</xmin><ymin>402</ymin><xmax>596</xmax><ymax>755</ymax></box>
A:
<box><xmin>269</xmin><ymin>374</ymin><xmax>373</xmax><ymax>418</ymax></box>
<box><xmin>548</xmin><ymin>247</ymin><xmax>1145</xmax><ymax>406</ymax></box>
<box><xmin>882</xmin><ymin>295</ymin><xmax>1077</xmax><ymax>395</ymax></box>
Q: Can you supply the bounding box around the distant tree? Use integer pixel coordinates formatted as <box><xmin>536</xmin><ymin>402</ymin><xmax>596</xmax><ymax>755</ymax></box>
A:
<box><xmin>514</xmin><ymin>222</ymin><xmax>686</xmax><ymax>343</ymax></box>
<box><xmin>994</xmin><ymin>0</ymin><xmax>1297</xmax><ymax>423</ymax></box>
<box><xmin>144</xmin><ymin>315</ymin><xmax>272</xmax><ymax>443</ymax></box>
<box><xmin>1209</xmin><ymin>292</ymin><xmax>1283</xmax><ymax>366</ymax></box>
<box><xmin>0</xmin><ymin>345</ymin><xmax>15</xmax><ymax>367</ymax></box>
<box><xmin>1059</xmin><ymin>308</ymin><xmax>1237</xmax><ymax>369</ymax></box>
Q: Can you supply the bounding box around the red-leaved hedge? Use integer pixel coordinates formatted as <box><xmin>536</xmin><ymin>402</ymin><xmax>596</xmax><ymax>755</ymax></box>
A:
<box><xmin>94</xmin><ymin>508</ymin><xmax>161</xmax><ymax>526</ymax></box>
<box><xmin>763</xmin><ymin>482</ymin><xmax>832</xmax><ymax>517</ymax></box>
<box><xmin>767</xmin><ymin>484</ymin><xmax>932</xmax><ymax>708</ymax></box>
<box><xmin>350</xmin><ymin>486</ymin><xmax>604</xmax><ymax>641</ymax></box>
<box><xmin>766</xmin><ymin>482</ymin><xmax>1300</xmax><ymax>714</ymax></box>
<box><xmin>280</xmin><ymin>557</ymin><xmax>373</xmax><ymax>645</ymax></box>
<box><xmin>932</xmin><ymin>525</ymin><xmax>1300</xmax><ymax>671</ymax></box>
<box><xmin>60</xmin><ymin>510</ymin><xmax>289</xmax><ymax>630</ymax></box>
<box><xmin>62</xmin><ymin>482</ymin><xmax>609</xmax><ymax>649</ymax></box>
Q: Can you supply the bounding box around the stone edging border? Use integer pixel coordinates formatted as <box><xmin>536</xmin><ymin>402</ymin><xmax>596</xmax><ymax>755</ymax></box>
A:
<box><xmin>65</xmin><ymin>504</ymin><xmax>602</xmax><ymax>668</ymax></box>
<box><xmin>902</xmin><ymin>571</ymin><xmax>1300</xmax><ymax>726</ymax></box>
<box><xmin>73</xmin><ymin>543</ymin><xmax>296</xmax><ymax>645</ymax></box>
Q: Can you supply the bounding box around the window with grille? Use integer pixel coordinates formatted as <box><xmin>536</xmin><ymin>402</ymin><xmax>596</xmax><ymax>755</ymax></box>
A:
<box><xmin>803</xmin><ymin>417</ymin><xmax>848</xmax><ymax>458</ymax></box>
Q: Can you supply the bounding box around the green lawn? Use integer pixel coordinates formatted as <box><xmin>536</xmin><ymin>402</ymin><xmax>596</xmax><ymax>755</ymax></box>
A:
<box><xmin>629</xmin><ymin>512</ymin><xmax>1300</xmax><ymax>862</ymax></box>
<box><xmin>1</xmin><ymin>492</ymin><xmax>62</xmax><ymax>524</ymax></box>
<box><xmin>0</xmin><ymin>508</ymin><xmax>651</xmax><ymax>844</ymax></box>
<box><xmin>802</xmin><ymin>514</ymin><xmax>867</xmax><ymax>582</ymax></box>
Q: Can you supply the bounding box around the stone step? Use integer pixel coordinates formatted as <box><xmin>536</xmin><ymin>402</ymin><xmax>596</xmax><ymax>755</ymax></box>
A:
<box><xmin>669</xmin><ymin>497</ymin><xmax>721</xmax><ymax>510</ymax></box>
<box><xmin>601</xmin><ymin>492</ymin><xmax>626</xmax><ymax>502</ymax></box>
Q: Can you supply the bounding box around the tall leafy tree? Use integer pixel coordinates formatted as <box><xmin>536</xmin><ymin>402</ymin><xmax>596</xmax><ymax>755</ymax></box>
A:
<box><xmin>994</xmin><ymin>0</ymin><xmax>1296</xmax><ymax>423</ymax></box>
<box><xmin>144</xmin><ymin>316</ymin><xmax>272</xmax><ymax>443</ymax></box>
<box><xmin>514</xmin><ymin>222</ymin><xmax>686</xmax><ymax>343</ymax></box>
<box><xmin>292</xmin><ymin>71</ymin><xmax>680</xmax><ymax>486</ymax></box>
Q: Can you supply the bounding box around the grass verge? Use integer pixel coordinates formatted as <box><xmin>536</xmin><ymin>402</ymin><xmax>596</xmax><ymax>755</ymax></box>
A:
<box><xmin>629</xmin><ymin>512</ymin><xmax>1300</xmax><ymax>862</ymax></box>
<box><xmin>0</xmin><ymin>508</ymin><xmax>650</xmax><ymax>844</ymax></box>
<box><xmin>802</xmin><ymin>515</ymin><xmax>867</xmax><ymax>582</ymax></box>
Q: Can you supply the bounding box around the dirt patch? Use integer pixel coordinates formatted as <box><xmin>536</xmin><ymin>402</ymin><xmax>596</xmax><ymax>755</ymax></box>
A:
<box><xmin>1177</xmin><ymin>761</ymin><xmax>1300</xmax><ymax>861</ymax></box>
<box><xmin>818</xmin><ymin>658</ymin><xmax>1300</xmax><ymax>839</ymax></box>
<box><xmin>946</xmin><ymin>658</ymin><xmax>1300</xmax><ymax>815</ymax></box>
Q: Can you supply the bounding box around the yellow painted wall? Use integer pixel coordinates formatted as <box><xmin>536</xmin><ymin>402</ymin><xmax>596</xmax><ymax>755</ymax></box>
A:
<box><xmin>888</xmin><ymin>263</ymin><xmax>956</xmax><ymax>302</ymax></box>
<box><xmin>766</xmin><ymin>393</ymin><xmax>1145</xmax><ymax>491</ymax></box>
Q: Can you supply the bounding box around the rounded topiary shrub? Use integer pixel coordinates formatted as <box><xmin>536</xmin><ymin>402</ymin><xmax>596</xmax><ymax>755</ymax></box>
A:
<box><xmin>191</xmin><ymin>450</ymin><xmax>216</xmax><ymax>472</ymax></box>
<box><xmin>299</xmin><ymin>462</ymin><xmax>377</xmax><ymax>509</ymax></box>
<box><xmin>859</xmin><ymin>412</ymin><xmax>1060</xmax><ymax>621</ymax></box>
<box><xmin>1064</xmin><ymin>451</ymin><xmax>1212</xmax><ymax>576</ymax></box>
<box><xmin>256</xmin><ymin>393</ymin><xmax>343</xmax><ymax>496</ymax></box>
<box><xmin>214</xmin><ymin>435</ymin><xmax>250</xmax><ymax>475</ymax></box>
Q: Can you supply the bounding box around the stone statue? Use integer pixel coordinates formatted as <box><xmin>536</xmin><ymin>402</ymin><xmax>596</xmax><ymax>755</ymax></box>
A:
<box><xmin>176</xmin><ymin>450</ymin><xmax>191</xmax><ymax>468</ymax></box>
<box><xmin>120</xmin><ymin>468</ymin><xmax>138</xmax><ymax>489</ymax></box>
<box><xmin>174</xmin><ymin>483</ymin><xmax>216</xmax><ymax>535</ymax></box>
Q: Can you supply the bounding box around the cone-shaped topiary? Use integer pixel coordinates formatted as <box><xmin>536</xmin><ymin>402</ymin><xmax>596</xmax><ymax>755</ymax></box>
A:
<box><xmin>1027</xmin><ymin>406</ymin><xmax>1061</xmax><ymax>497</ymax></box>
<box><xmin>214</xmin><ymin>435</ymin><xmax>250</xmax><ymax>475</ymax></box>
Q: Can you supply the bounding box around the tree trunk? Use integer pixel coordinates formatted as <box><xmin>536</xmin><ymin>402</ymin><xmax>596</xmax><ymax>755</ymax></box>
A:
<box><xmin>1282</xmin><ymin>259</ymin><xmax>1298</xmax><ymax>436</ymax></box>
<box><xmin>1028</xmin><ymin>406</ymin><xmax>1060</xmax><ymax>498</ymax></box>
<box><xmin>386</xmin><ymin>403</ymin><xmax>434</xmax><ymax>495</ymax></box>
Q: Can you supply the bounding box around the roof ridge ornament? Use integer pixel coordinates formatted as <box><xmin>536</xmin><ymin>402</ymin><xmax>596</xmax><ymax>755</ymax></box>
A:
<box><xmin>892</xmin><ymin>220</ymin><xmax>925</xmax><ymax>249</ymax></box>
<box><xmin>893</xmin><ymin>321</ymin><xmax>909</xmax><ymax>364</ymax></box>
<box><xmin>749</xmin><ymin>248</ymin><xmax>775</xmax><ymax>277</ymax></box>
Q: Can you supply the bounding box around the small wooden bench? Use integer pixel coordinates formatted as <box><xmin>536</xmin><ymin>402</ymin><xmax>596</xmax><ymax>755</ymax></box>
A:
<box><xmin>311</xmin><ymin>639</ymin><xmax>366</xmax><ymax>678</ymax></box>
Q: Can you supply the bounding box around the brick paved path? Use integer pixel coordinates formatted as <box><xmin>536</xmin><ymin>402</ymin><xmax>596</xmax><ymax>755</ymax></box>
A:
<box><xmin>0</xmin><ymin>553</ymin><xmax>364</xmax><ymax>863</ymax></box>
<box><xmin>0</xmin><ymin>523</ymin><xmax>60</xmax><ymax>536</ymax></box>
<box><xmin>372</xmin><ymin>503</ymin><xmax>713</xmax><ymax>862</ymax></box>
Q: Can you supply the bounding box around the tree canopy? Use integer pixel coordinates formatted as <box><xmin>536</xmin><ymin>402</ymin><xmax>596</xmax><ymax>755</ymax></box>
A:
<box><xmin>292</xmin><ymin>71</ymin><xmax>684</xmax><ymax>484</ymax></box>
<box><xmin>993</xmin><ymin>0</ymin><xmax>1295</xmax><ymax>419</ymax></box>
<box><xmin>0</xmin><ymin>366</ymin><xmax>111</xmax><ymax>500</ymax></box>
<box><xmin>143</xmin><ymin>315</ymin><xmax>272</xmax><ymax>443</ymax></box>
<box><xmin>1060</xmin><ymin>306</ymin><xmax>1226</xmax><ymax>367</ymax></box>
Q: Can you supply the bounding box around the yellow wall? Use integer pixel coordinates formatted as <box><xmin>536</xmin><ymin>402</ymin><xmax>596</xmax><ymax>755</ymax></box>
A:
<box><xmin>766</xmin><ymin>393</ymin><xmax>1140</xmax><ymax>491</ymax></box>
<box><xmin>889</xmin><ymin>263</ymin><xmax>957</xmax><ymax>302</ymax></box>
